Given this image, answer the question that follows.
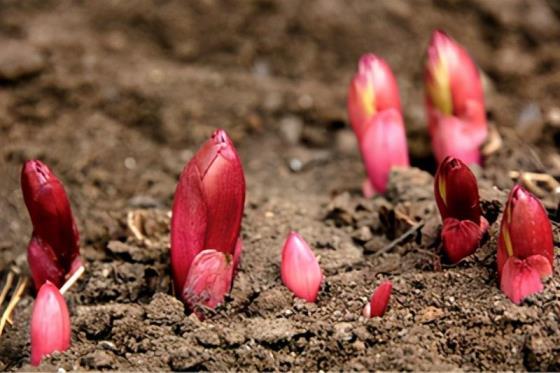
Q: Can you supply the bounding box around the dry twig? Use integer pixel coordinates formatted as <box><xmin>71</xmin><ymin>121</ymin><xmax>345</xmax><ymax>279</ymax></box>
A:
<box><xmin>373</xmin><ymin>222</ymin><xmax>424</xmax><ymax>257</ymax></box>
<box><xmin>509</xmin><ymin>171</ymin><xmax>560</xmax><ymax>196</ymax></box>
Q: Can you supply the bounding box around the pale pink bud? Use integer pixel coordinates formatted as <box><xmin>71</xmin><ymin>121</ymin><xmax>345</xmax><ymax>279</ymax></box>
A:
<box><xmin>281</xmin><ymin>232</ymin><xmax>323</xmax><ymax>302</ymax></box>
<box><xmin>30</xmin><ymin>281</ymin><xmax>71</xmax><ymax>366</ymax></box>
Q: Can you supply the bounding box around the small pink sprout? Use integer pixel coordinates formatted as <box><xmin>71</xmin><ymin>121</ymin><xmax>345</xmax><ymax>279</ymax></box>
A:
<box><xmin>363</xmin><ymin>280</ymin><xmax>392</xmax><ymax>318</ymax></box>
<box><xmin>30</xmin><ymin>281</ymin><xmax>71</xmax><ymax>366</ymax></box>
<box><xmin>281</xmin><ymin>231</ymin><xmax>323</xmax><ymax>302</ymax></box>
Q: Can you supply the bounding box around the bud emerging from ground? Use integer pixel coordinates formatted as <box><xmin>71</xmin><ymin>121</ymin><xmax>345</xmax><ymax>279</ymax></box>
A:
<box><xmin>171</xmin><ymin>129</ymin><xmax>245</xmax><ymax>315</ymax></box>
<box><xmin>425</xmin><ymin>30</ymin><xmax>487</xmax><ymax>165</ymax></box>
<box><xmin>434</xmin><ymin>157</ymin><xmax>488</xmax><ymax>263</ymax></box>
<box><xmin>21</xmin><ymin>160</ymin><xmax>81</xmax><ymax>290</ymax></box>
<box><xmin>281</xmin><ymin>231</ymin><xmax>323</xmax><ymax>302</ymax></box>
<box><xmin>497</xmin><ymin>185</ymin><xmax>554</xmax><ymax>304</ymax></box>
<box><xmin>30</xmin><ymin>281</ymin><xmax>71</xmax><ymax>366</ymax></box>
<box><xmin>363</xmin><ymin>280</ymin><xmax>392</xmax><ymax>318</ymax></box>
<box><xmin>348</xmin><ymin>54</ymin><xmax>409</xmax><ymax>196</ymax></box>
<box><xmin>359</xmin><ymin>109</ymin><xmax>409</xmax><ymax>194</ymax></box>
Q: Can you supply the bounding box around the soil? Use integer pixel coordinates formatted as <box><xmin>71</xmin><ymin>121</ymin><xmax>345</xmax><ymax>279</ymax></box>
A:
<box><xmin>1</xmin><ymin>0</ymin><xmax>560</xmax><ymax>371</ymax></box>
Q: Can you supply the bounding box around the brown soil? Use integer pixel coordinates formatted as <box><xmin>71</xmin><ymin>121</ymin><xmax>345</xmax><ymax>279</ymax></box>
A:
<box><xmin>1</xmin><ymin>0</ymin><xmax>560</xmax><ymax>371</ymax></box>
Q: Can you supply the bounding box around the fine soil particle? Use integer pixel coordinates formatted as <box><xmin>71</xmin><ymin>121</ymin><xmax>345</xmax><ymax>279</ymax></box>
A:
<box><xmin>1</xmin><ymin>0</ymin><xmax>560</xmax><ymax>371</ymax></box>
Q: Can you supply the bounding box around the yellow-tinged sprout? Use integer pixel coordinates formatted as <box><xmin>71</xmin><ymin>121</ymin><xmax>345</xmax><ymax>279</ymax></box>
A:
<box><xmin>502</xmin><ymin>226</ymin><xmax>513</xmax><ymax>257</ymax></box>
<box><xmin>427</xmin><ymin>57</ymin><xmax>453</xmax><ymax>116</ymax></box>
<box><xmin>359</xmin><ymin>84</ymin><xmax>376</xmax><ymax>119</ymax></box>
<box><xmin>438</xmin><ymin>176</ymin><xmax>447</xmax><ymax>206</ymax></box>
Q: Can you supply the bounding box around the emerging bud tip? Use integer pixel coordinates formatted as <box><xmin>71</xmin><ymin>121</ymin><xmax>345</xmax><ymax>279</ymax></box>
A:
<box><xmin>281</xmin><ymin>232</ymin><xmax>323</xmax><ymax>302</ymax></box>
<box><xmin>363</xmin><ymin>280</ymin><xmax>392</xmax><ymax>318</ymax></box>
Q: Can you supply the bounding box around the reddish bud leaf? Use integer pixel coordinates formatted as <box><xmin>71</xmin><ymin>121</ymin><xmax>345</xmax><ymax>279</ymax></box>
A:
<box><xmin>171</xmin><ymin>162</ymin><xmax>208</xmax><ymax>293</ymax></box>
<box><xmin>30</xmin><ymin>281</ymin><xmax>71</xmax><ymax>366</ymax></box>
<box><xmin>500</xmin><ymin>255</ymin><xmax>552</xmax><ymax>304</ymax></box>
<box><xmin>281</xmin><ymin>232</ymin><xmax>323</xmax><ymax>302</ymax></box>
<box><xmin>27</xmin><ymin>235</ymin><xmax>65</xmax><ymax>289</ymax></box>
<box><xmin>232</xmin><ymin>237</ymin><xmax>243</xmax><ymax>274</ymax></box>
<box><xmin>359</xmin><ymin>109</ymin><xmax>409</xmax><ymax>194</ymax></box>
<box><xmin>182</xmin><ymin>249</ymin><xmax>234</xmax><ymax>318</ymax></box>
<box><xmin>441</xmin><ymin>218</ymin><xmax>481</xmax><ymax>263</ymax></box>
<box><xmin>363</xmin><ymin>280</ymin><xmax>392</xmax><ymax>318</ymax></box>
<box><xmin>199</xmin><ymin>130</ymin><xmax>245</xmax><ymax>258</ymax></box>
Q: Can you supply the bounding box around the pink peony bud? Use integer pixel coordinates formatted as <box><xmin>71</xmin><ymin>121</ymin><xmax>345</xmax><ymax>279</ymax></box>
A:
<box><xmin>425</xmin><ymin>30</ymin><xmax>487</xmax><ymax>165</ymax></box>
<box><xmin>434</xmin><ymin>157</ymin><xmax>488</xmax><ymax>263</ymax></box>
<box><xmin>30</xmin><ymin>281</ymin><xmax>71</xmax><ymax>366</ymax></box>
<box><xmin>182</xmin><ymin>249</ymin><xmax>234</xmax><ymax>317</ymax></box>
<box><xmin>363</xmin><ymin>280</ymin><xmax>392</xmax><ymax>318</ymax></box>
<box><xmin>497</xmin><ymin>185</ymin><xmax>554</xmax><ymax>304</ymax></box>
<box><xmin>359</xmin><ymin>109</ymin><xmax>409</xmax><ymax>194</ymax></box>
<box><xmin>21</xmin><ymin>160</ymin><xmax>80</xmax><ymax>289</ymax></box>
<box><xmin>348</xmin><ymin>54</ymin><xmax>401</xmax><ymax>140</ymax></box>
<box><xmin>170</xmin><ymin>129</ymin><xmax>245</xmax><ymax>313</ymax></box>
<box><xmin>281</xmin><ymin>232</ymin><xmax>323</xmax><ymax>302</ymax></box>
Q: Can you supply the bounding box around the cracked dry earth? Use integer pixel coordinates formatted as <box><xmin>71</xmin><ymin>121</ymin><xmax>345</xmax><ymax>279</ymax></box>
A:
<box><xmin>1</xmin><ymin>0</ymin><xmax>560</xmax><ymax>371</ymax></box>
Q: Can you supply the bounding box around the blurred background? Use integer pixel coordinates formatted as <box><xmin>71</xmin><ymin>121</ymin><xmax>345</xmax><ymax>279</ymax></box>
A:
<box><xmin>0</xmin><ymin>0</ymin><xmax>559</xmax><ymax>269</ymax></box>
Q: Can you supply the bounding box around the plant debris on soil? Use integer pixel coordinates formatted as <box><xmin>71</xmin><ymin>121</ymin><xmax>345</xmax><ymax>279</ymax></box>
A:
<box><xmin>1</xmin><ymin>0</ymin><xmax>560</xmax><ymax>371</ymax></box>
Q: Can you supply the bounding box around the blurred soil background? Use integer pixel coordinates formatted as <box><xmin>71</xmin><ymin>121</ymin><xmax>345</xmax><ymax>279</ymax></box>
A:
<box><xmin>1</xmin><ymin>0</ymin><xmax>560</xmax><ymax>370</ymax></box>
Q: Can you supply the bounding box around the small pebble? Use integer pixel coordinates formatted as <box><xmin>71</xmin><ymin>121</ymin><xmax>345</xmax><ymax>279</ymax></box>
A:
<box><xmin>289</xmin><ymin>158</ymin><xmax>303</xmax><ymax>172</ymax></box>
<box><xmin>279</xmin><ymin>116</ymin><xmax>303</xmax><ymax>145</ymax></box>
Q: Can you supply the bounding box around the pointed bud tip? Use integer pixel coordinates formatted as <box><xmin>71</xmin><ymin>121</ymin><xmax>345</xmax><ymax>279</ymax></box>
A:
<box><xmin>211</xmin><ymin>128</ymin><xmax>236</xmax><ymax>160</ymax></box>
<box><xmin>365</xmin><ymin>280</ymin><xmax>392</xmax><ymax>318</ymax></box>
<box><xmin>21</xmin><ymin>160</ymin><xmax>56</xmax><ymax>198</ymax></box>
<box><xmin>281</xmin><ymin>231</ymin><xmax>323</xmax><ymax>303</ymax></box>
<box><xmin>430</xmin><ymin>29</ymin><xmax>452</xmax><ymax>46</ymax></box>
